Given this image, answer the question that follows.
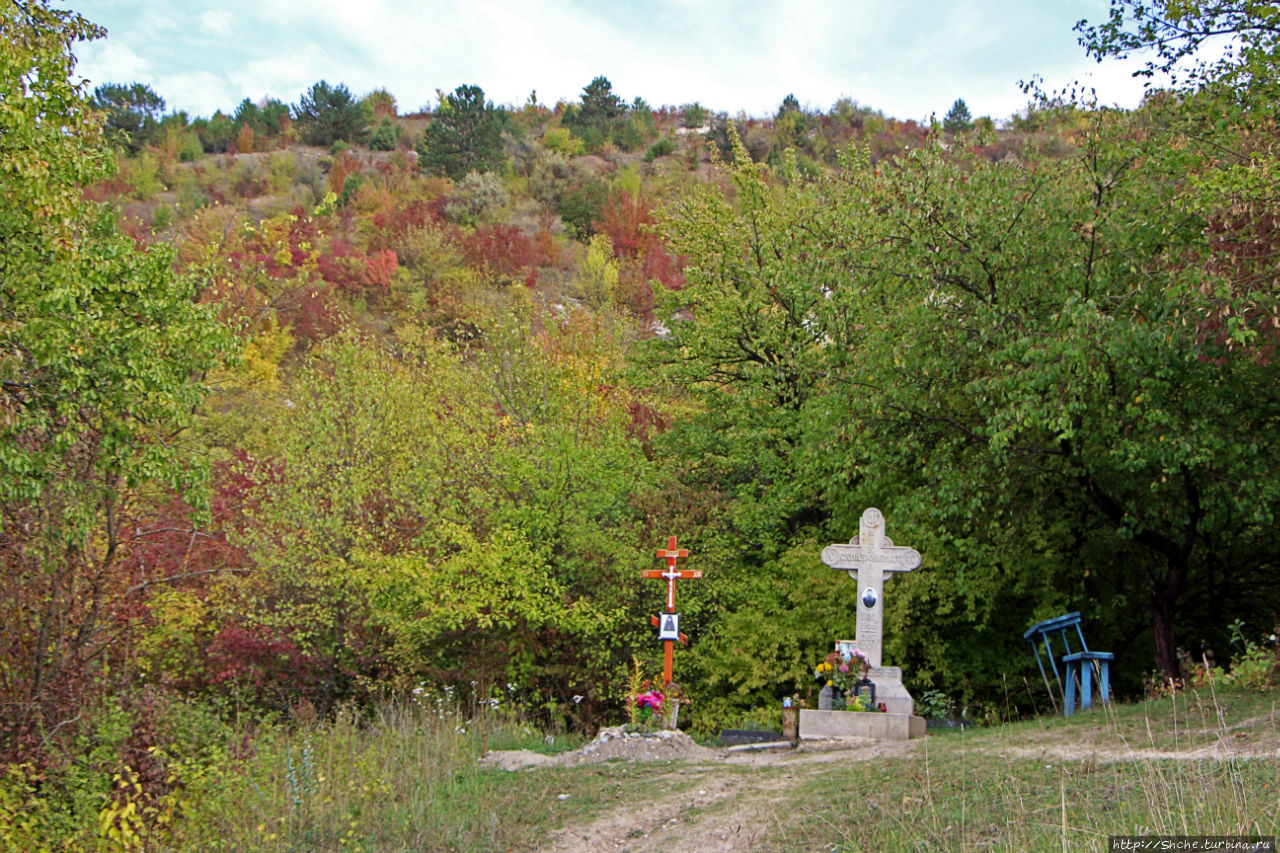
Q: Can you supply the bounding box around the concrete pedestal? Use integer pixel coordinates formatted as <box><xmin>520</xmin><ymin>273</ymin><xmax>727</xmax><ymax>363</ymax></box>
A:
<box><xmin>865</xmin><ymin>666</ymin><xmax>914</xmax><ymax>715</ymax></box>
<box><xmin>799</xmin><ymin>709</ymin><xmax>926</xmax><ymax>740</ymax></box>
<box><xmin>800</xmin><ymin>666</ymin><xmax>925</xmax><ymax>741</ymax></box>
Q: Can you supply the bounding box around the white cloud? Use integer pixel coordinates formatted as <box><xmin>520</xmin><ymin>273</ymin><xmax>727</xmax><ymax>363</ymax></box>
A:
<box><xmin>75</xmin><ymin>40</ymin><xmax>151</xmax><ymax>87</ymax></box>
<box><xmin>67</xmin><ymin>0</ymin><xmax>1165</xmax><ymax>121</ymax></box>
<box><xmin>233</xmin><ymin>51</ymin><xmax>327</xmax><ymax>105</ymax></box>
<box><xmin>154</xmin><ymin>70</ymin><xmax>238</xmax><ymax>118</ymax></box>
<box><xmin>200</xmin><ymin>10</ymin><xmax>234</xmax><ymax>37</ymax></box>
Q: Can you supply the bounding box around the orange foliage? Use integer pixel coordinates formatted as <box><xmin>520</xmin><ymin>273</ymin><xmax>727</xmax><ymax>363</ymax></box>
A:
<box><xmin>461</xmin><ymin>224</ymin><xmax>549</xmax><ymax>284</ymax></box>
<box><xmin>595</xmin><ymin>190</ymin><xmax>659</xmax><ymax>258</ymax></box>
<box><xmin>328</xmin><ymin>151</ymin><xmax>361</xmax><ymax>195</ymax></box>
<box><xmin>236</xmin><ymin>123</ymin><xmax>255</xmax><ymax>155</ymax></box>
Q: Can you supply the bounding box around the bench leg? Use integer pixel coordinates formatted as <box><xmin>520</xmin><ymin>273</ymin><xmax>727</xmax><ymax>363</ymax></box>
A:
<box><xmin>1098</xmin><ymin>661</ymin><xmax>1110</xmax><ymax>706</ymax></box>
<box><xmin>1064</xmin><ymin>662</ymin><xmax>1078</xmax><ymax>717</ymax></box>
<box><xmin>1080</xmin><ymin>664</ymin><xmax>1093</xmax><ymax>710</ymax></box>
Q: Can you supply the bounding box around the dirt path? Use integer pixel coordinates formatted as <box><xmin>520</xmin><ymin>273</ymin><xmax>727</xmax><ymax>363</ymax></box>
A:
<box><xmin>483</xmin><ymin>729</ymin><xmax>918</xmax><ymax>853</ymax></box>
<box><xmin>482</xmin><ymin>710</ymin><xmax>1280</xmax><ymax>853</ymax></box>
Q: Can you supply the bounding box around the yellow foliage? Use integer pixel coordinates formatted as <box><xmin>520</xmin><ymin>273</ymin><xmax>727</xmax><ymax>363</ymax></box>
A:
<box><xmin>134</xmin><ymin>587</ymin><xmax>208</xmax><ymax>681</ymax></box>
<box><xmin>201</xmin><ymin>315</ymin><xmax>293</xmax><ymax>454</ymax></box>
<box><xmin>580</xmin><ymin>233</ymin><xmax>619</xmax><ymax>310</ymax></box>
<box><xmin>97</xmin><ymin>763</ymin><xmax>183</xmax><ymax>853</ymax></box>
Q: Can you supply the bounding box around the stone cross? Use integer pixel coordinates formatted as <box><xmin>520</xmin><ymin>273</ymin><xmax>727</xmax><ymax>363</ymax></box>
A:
<box><xmin>821</xmin><ymin>508</ymin><xmax>921</xmax><ymax>667</ymax></box>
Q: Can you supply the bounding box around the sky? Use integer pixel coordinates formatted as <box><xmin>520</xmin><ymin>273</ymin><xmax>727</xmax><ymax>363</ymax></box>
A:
<box><xmin>62</xmin><ymin>0</ymin><xmax>1167</xmax><ymax>124</ymax></box>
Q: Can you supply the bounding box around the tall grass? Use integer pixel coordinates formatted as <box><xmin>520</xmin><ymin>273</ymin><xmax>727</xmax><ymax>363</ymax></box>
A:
<box><xmin>175</xmin><ymin>693</ymin><xmax>598</xmax><ymax>852</ymax></box>
<box><xmin>15</xmin><ymin>684</ymin><xmax>1271</xmax><ymax>851</ymax></box>
<box><xmin>780</xmin><ymin>686</ymin><xmax>1280</xmax><ymax>852</ymax></box>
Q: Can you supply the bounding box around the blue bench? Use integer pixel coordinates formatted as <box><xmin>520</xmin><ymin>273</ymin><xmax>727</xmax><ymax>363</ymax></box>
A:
<box><xmin>1062</xmin><ymin>651</ymin><xmax>1114</xmax><ymax>715</ymax></box>
<box><xmin>1023</xmin><ymin>612</ymin><xmax>1113</xmax><ymax>716</ymax></box>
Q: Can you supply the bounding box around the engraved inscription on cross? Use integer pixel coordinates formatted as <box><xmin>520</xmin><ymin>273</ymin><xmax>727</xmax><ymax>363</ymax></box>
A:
<box><xmin>821</xmin><ymin>508</ymin><xmax>921</xmax><ymax>668</ymax></box>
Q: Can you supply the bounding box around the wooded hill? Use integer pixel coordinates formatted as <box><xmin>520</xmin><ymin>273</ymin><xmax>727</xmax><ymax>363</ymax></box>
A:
<box><xmin>3</xmin><ymin>0</ymin><xmax>1277</xmax><ymax>791</ymax></box>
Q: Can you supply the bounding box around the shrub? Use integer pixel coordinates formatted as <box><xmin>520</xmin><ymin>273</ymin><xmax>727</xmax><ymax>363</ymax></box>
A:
<box><xmin>542</xmin><ymin>126</ymin><xmax>583</xmax><ymax>156</ymax></box>
<box><xmin>369</xmin><ymin>116</ymin><xmax>399</xmax><ymax>151</ymax></box>
<box><xmin>644</xmin><ymin>137</ymin><xmax>676</xmax><ymax>162</ymax></box>
<box><xmin>559</xmin><ymin>180</ymin><xmax>607</xmax><ymax>241</ymax></box>
<box><xmin>123</xmin><ymin>152</ymin><xmax>164</xmax><ymax>200</ymax></box>
<box><xmin>460</xmin><ymin>224</ymin><xmax>545</xmax><ymax>283</ymax></box>
<box><xmin>444</xmin><ymin>170</ymin><xmax>509</xmax><ymax>225</ymax></box>
<box><xmin>1226</xmin><ymin>620</ymin><xmax>1279</xmax><ymax>691</ymax></box>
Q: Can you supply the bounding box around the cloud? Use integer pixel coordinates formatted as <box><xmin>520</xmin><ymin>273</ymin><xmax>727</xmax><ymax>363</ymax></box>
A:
<box><xmin>67</xmin><ymin>0</ymin><xmax>1164</xmax><ymax>121</ymax></box>
<box><xmin>154</xmin><ymin>70</ymin><xmax>238</xmax><ymax>118</ymax></box>
<box><xmin>200</xmin><ymin>10</ymin><xmax>234</xmax><ymax>37</ymax></box>
<box><xmin>75</xmin><ymin>40</ymin><xmax>151</xmax><ymax>88</ymax></box>
<box><xmin>232</xmin><ymin>50</ymin><xmax>330</xmax><ymax>105</ymax></box>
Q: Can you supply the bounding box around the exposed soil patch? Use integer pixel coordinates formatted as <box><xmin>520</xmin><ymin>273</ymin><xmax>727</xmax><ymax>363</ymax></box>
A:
<box><xmin>482</xmin><ymin>728</ymin><xmax>920</xmax><ymax>852</ymax></box>
<box><xmin>482</xmin><ymin>709</ymin><xmax>1280</xmax><ymax>853</ymax></box>
<box><xmin>480</xmin><ymin>726</ymin><xmax>719</xmax><ymax>770</ymax></box>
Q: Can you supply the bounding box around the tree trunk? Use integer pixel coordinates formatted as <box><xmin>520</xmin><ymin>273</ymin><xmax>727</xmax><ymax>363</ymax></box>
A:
<box><xmin>1151</xmin><ymin>576</ymin><xmax>1182</xmax><ymax>686</ymax></box>
<box><xmin>1083</xmin><ymin>473</ymin><xmax>1192</xmax><ymax>686</ymax></box>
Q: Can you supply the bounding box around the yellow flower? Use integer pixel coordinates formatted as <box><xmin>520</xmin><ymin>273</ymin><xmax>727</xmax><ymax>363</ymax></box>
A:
<box><xmin>826</xmin><ymin>680</ymin><xmax>834</xmax><ymax>687</ymax></box>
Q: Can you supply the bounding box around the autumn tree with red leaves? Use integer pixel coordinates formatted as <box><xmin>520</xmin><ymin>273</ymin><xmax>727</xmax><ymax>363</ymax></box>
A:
<box><xmin>0</xmin><ymin>1</ymin><xmax>234</xmax><ymax>761</ymax></box>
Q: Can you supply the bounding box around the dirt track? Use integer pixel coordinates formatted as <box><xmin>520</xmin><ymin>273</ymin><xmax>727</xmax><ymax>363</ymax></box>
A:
<box><xmin>481</xmin><ymin>712</ymin><xmax>1280</xmax><ymax>853</ymax></box>
<box><xmin>483</xmin><ymin>728</ymin><xmax>918</xmax><ymax>852</ymax></box>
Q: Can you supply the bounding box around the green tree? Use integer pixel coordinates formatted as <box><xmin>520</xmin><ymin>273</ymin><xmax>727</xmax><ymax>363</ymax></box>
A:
<box><xmin>90</xmin><ymin>81</ymin><xmax>165</xmax><ymax>152</ymax></box>
<box><xmin>564</xmin><ymin>76</ymin><xmax>635</xmax><ymax>152</ymax></box>
<box><xmin>577</xmin><ymin>75</ymin><xmax>626</xmax><ymax>125</ymax></box>
<box><xmin>368</xmin><ymin>115</ymin><xmax>399</xmax><ymax>151</ymax></box>
<box><xmin>193</xmin><ymin>110</ymin><xmax>234</xmax><ymax>152</ymax></box>
<box><xmin>416</xmin><ymin>84</ymin><xmax>506</xmax><ymax>180</ymax></box>
<box><xmin>633</xmin><ymin>133</ymin><xmax>859</xmax><ymax>726</ymax></box>
<box><xmin>772</xmin><ymin>94</ymin><xmax>811</xmax><ymax>162</ymax></box>
<box><xmin>645</xmin><ymin>116</ymin><xmax>1280</xmax><ymax>698</ymax></box>
<box><xmin>232</xmin><ymin>97</ymin><xmax>268</xmax><ymax>136</ymax></box>
<box><xmin>260</xmin><ymin>97</ymin><xmax>291</xmax><ymax>136</ymax></box>
<box><xmin>942</xmin><ymin>97</ymin><xmax>973</xmax><ymax>132</ymax></box>
<box><xmin>0</xmin><ymin>0</ymin><xmax>234</xmax><ymax>755</ymax></box>
<box><xmin>1076</xmin><ymin>0</ymin><xmax>1280</xmax><ymax>94</ymax></box>
<box><xmin>681</xmin><ymin>102</ymin><xmax>708</xmax><ymax>128</ymax></box>
<box><xmin>293</xmin><ymin>80</ymin><xmax>370</xmax><ymax>147</ymax></box>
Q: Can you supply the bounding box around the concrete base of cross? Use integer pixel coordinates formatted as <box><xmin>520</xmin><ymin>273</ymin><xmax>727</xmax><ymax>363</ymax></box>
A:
<box><xmin>798</xmin><ymin>709</ymin><xmax>926</xmax><ymax>740</ymax></box>
<box><xmin>866</xmin><ymin>665</ymin><xmax>915</xmax><ymax>715</ymax></box>
<box><xmin>800</xmin><ymin>666</ymin><xmax>925</xmax><ymax>741</ymax></box>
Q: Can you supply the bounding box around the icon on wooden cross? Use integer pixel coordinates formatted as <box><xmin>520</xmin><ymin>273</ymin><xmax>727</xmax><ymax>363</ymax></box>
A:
<box><xmin>861</xmin><ymin>588</ymin><xmax>877</xmax><ymax>609</ymax></box>
<box><xmin>658</xmin><ymin>612</ymin><xmax>681</xmax><ymax>641</ymax></box>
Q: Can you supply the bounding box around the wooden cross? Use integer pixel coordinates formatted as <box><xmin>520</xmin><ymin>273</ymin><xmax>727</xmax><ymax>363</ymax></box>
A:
<box><xmin>642</xmin><ymin>535</ymin><xmax>702</xmax><ymax>686</ymax></box>
<box><xmin>821</xmin><ymin>508</ymin><xmax>921</xmax><ymax>668</ymax></box>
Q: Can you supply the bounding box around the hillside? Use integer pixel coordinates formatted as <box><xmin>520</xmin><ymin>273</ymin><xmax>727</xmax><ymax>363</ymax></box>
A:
<box><xmin>2</xmin><ymin>4</ymin><xmax>1278</xmax><ymax>850</ymax></box>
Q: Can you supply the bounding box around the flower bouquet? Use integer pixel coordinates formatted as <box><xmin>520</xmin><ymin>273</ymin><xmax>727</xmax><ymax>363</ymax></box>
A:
<box><xmin>815</xmin><ymin>644</ymin><xmax>875</xmax><ymax>711</ymax></box>
<box><xmin>631</xmin><ymin>686</ymin><xmax>664</xmax><ymax>730</ymax></box>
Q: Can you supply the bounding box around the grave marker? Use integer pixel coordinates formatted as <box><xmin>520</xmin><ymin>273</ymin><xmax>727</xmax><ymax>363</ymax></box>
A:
<box><xmin>820</xmin><ymin>507</ymin><xmax>921</xmax><ymax>667</ymax></box>
<box><xmin>801</xmin><ymin>507</ymin><xmax>926</xmax><ymax>739</ymax></box>
<box><xmin>642</xmin><ymin>535</ymin><xmax>702</xmax><ymax>686</ymax></box>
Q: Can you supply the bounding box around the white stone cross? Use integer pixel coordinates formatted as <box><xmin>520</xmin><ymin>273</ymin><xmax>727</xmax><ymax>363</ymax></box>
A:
<box><xmin>821</xmin><ymin>508</ymin><xmax>921</xmax><ymax>667</ymax></box>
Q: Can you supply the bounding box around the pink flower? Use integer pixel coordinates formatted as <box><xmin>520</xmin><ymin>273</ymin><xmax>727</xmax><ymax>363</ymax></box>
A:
<box><xmin>838</xmin><ymin>663</ymin><xmax>850</xmax><ymax>673</ymax></box>
<box><xmin>633</xmin><ymin>690</ymin><xmax>665</xmax><ymax>711</ymax></box>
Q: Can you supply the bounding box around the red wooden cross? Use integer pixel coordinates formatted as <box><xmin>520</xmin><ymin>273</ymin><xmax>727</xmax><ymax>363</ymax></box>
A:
<box><xmin>642</xmin><ymin>535</ymin><xmax>703</xmax><ymax>686</ymax></box>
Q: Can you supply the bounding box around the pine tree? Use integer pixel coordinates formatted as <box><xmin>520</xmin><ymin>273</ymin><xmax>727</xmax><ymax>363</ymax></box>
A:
<box><xmin>942</xmin><ymin>98</ymin><xmax>973</xmax><ymax>133</ymax></box>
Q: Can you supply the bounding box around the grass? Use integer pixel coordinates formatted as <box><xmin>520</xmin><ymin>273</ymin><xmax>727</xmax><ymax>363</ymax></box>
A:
<box><xmin>172</xmin><ymin>698</ymin><xmax>687</xmax><ymax>852</ymax></box>
<box><xmin>773</xmin><ymin>687</ymin><xmax>1280</xmax><ymax>851</ymax></box>
<box><xmin>144</xmin><ymin>686</ymin><xmax>1280</xmax><ymax>851</ymax></box>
